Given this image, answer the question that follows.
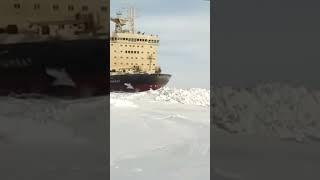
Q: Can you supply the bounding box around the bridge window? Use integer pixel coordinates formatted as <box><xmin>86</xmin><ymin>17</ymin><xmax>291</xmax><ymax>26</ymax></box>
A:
<box><xmin>14</xmin><ymin>3</ymin><xmax>21</xmax><ymax>9</ymax></box>
<box><xmin>68</xmin><ymin>5</ymin><xmax>74</xmax><ymax>11</ymax></box>
<box><xmin>101</xmin><ymin>6</ymin><xmax>107</xmax><ymax>11</ymax></box>
<box><xmin>34</xmin><ymin>4</ymin><xmax>40</xmax><ymax>10</ymax></box>
<box><xmin>82</xmin><ymin>6</ymin><xmax>88</xmax><ymax>11</ymax></box>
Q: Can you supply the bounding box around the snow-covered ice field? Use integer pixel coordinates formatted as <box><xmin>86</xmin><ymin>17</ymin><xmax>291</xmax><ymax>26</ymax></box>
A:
<box><xmin>0</xmin><ymin>87</ymin><xmax>210</xmax><ymax>179</ymax></box>
<box><xmin>111</xmin><ymin>87</ymin><xmax>210</xmax><ymax>180</ymax></box>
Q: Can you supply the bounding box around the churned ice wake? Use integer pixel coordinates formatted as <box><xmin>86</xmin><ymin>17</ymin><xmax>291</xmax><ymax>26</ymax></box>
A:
<box><xmin>111</xmin><ymin>87</ymin><xmax>210</xmax><ymax>107</ymax></box>
<box><xmin>213</xmin><ymin>83</ymin><xmax>320</xmax><ymax>142</ymax></box>
<box><xmin>213</xmin><ymin>83</ymin><xmax>320</xmax><ymax>180</ymax></box>
<box><xmin>111</xmin><ymin>87</ymin><xmax>210</xmax><ymax>180</ymax></box>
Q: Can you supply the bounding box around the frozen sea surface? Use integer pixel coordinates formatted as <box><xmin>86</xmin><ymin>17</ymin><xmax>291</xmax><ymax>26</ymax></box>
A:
<box><xmin>0</xmin><ymin>87</ymin><xmax>210</xmax><ymax>179</ymax></box>
<box><xmin>111</xmin><ymin>87</ymin><xmax>210</xmax><ymax>180</ymax></box>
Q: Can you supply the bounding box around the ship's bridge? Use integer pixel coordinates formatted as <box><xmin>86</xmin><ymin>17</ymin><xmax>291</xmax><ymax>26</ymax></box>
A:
<box><xmin>110</xmin><ymin>32</ymin><xmax>159</xmax><ymax>45</ymax></box>
<box><xmin>110</xmin><ymin>31</ymin><xmax>160</xmax><ymax>74</ymax></box>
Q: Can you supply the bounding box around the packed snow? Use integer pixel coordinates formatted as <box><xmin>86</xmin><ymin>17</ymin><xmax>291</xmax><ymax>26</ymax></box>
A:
<box><xmin>111</xmin><ymin>87</ymin><xmax>210</xmax><ymax>180</ymax></box>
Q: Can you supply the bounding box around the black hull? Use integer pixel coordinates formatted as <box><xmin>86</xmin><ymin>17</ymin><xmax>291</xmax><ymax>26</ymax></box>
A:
<box><xmin>0</xmin><ymin>39</ymin><xmax>171</xmax><ymax>97</ymax></box>
<box><xmin>110</xmin><ymin>73</ymin><xmax>171</xmax><ymax>92</ymax></box>
<box><xmin>0</xmin><ymin>39</ymin><xmax>108</xmax><ymax>98</ymax></box>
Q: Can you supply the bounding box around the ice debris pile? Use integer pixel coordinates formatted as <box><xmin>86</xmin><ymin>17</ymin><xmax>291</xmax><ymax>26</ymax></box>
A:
<box><xmin>111</xmin><ymin>87</ymin><xmax>210</xmax><ymax>107</ymax></box>
<box><xmin>212</xmin><ymin>83</ymin><xmax>320</xmax><ymax>142</ymax></box>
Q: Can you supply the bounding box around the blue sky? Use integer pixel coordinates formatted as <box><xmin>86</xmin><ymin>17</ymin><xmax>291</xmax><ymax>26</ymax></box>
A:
<box><xmin>111</xmin><ymin>0</ymin><xmax>210</xmax><ymax>89</ymax></box>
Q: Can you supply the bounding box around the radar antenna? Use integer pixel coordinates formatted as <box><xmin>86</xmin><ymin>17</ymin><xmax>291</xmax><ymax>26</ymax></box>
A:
<box><xmin>110</xmin><ymin>7</ymin><xmax>136</xmax><ymax>34</ymax></box>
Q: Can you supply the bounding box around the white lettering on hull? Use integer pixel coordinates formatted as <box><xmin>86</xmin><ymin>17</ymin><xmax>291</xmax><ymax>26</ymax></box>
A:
<box><xmin>46</xmin><ymin>68</ymin><xmax>76</xmax><ymax>87</ymax></box>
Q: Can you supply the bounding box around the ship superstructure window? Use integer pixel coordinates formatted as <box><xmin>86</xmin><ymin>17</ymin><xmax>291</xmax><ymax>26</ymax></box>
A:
<box><xmin>52</xmin><ymin>4</ymin><xmax>59</xmax><ymax>11</ymax></box>
<box><xmin>34</xmin><ymin>4</ymin><xmax>40</xmax><ymax>10</ymax></box>
<box><xmin>101</xmin><ymin>6</ymin><xmax>107</xmax><ymax>12</ymax></box>
<box><xmin>14</xmin><ymin>3</ymin><xmax>21</xmax><ymax>9</ymax></box>
<box><xmin>41</xmin><ymin>26</ymin><xmax>50</xmax><ymax>35</ymax></box>
<box><xmin>82</xmin><ymin>6</ymin><xmax>88</xmax><ymax>11</ymax></box>
<box><xmin>68</xmin><ymin>5</ymin><xmax>74</xmax><ymax>11</ymax></box>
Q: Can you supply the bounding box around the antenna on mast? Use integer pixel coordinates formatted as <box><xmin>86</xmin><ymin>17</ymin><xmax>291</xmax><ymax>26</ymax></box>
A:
<box><xmin>127</xmin><ymin>7</ymin><xmax>135</xmax><ymax>34</ymax></box>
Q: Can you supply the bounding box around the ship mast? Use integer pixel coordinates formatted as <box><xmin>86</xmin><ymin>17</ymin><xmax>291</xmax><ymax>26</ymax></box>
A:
<box><xmin>128</xmin><ymin>7</ymin><xmax>135</xmax><ymax>34</ymax></box>
<box><xmin>110</xmin><ymin>7</ymin><xmax>136</xmax><ymax>34</ymax></box>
